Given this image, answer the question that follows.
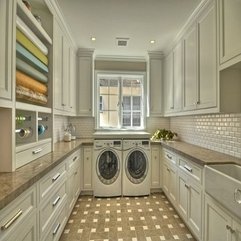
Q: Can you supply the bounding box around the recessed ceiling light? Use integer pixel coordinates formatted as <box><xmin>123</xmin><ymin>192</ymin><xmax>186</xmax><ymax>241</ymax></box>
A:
<box><xmin>150</xmin><ymin>40</ymin><xmax>155</xmax><ymax>44</ymax></box>
<box><xmin>91</xmin><ymin>37</ymin><xmax>96</xmax><ymax>41</ymax></box>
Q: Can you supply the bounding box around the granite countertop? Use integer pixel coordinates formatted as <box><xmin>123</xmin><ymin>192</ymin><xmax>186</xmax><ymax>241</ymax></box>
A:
<box><xmin>0</xmin><ymin>139</ymin><xmax>93</xmax><ymax>211</ymax></box>
<box><xmin>159</xmin><ymin>140</ymin><xmax>241</xmax><ymax>166</ymax></box>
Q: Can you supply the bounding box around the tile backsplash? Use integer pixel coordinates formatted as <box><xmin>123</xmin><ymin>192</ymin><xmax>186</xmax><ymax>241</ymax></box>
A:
<box><xmin>54</xmin><ymin>115</ymin><xmax>69</xmax><ymax>143</ymax></box>
<box><xmin>170</xmin><ymin>113</ymin><xmax>241</xmax><ymax>158</ymax></box>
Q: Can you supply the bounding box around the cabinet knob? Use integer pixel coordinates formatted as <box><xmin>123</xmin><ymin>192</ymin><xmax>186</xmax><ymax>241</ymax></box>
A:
<box><xmin>234</xmin><ymin>188</ymin><xmax>241</xmax><ymax>204</ymax></box>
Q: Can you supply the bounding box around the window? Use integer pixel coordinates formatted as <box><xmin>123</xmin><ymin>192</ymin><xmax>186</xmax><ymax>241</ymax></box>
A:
<box><xmin>96</xmin><ymin>73</ymin><xmax>145</xmax><ymax>129</ymax></box>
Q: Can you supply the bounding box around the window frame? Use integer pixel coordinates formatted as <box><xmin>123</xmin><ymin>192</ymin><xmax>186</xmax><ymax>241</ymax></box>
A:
<box><xmin>95</xmin><ymin>71</ymin><xmax>147</xmax><ymax>130</ymax></box>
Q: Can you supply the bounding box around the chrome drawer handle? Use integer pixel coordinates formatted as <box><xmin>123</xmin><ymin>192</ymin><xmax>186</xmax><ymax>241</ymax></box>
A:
<box><xmin>52</xmin><ymin>196</ymin><xmax>61</xmax><ymax>207</ymax></box>
<box><xmin>32</xmin><ymin>148</ymin><xmax>43</xmax><ymax>154</ymax></box>
<box><xmin>185</xmin><ymin>184</ymin><xmax>190</xmax><ymax>189</ymax></box>
<box><xmin>234</xmin><ymin>188</ymin><xmax>241</xmax><ymax>204</ymax></box>
<box><xmin>1</xmin><ymin>209</ymin><xmax>23</xmax><ymax>230</ymax></box>
<box><xmin>166</xmin><ymin>154</ymin><xmax>172</xmax><ymax>160</ymax></box>
<box><xmin>73</xmin><ymin>156</ymin><xmax>78</xmax><ymax>162</ymax></box>
<box><xmin>184</xmin><ymin>165</ymin><xmax>192</xmax><ymax>173</ymax></box>
<box><xmin>53</xmin><ymin>223</ymin><xmax>60</xmax><ymax>235</ymax></box>
<box><xmin>52</xmin><ymin>173</ymin><xmax>60</xmax><ymax>182</ymax></box>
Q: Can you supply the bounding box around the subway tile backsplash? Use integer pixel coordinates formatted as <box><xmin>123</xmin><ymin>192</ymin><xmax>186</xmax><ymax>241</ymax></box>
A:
<box><xmin>170</xmin><ymin>113</ymin><xmax>241</xmax><ymax>158</ymax></box>
<box><xmin>53</xmin><ymin>115</ymin><xmax>69</xmax><ymax>143</ymax></box>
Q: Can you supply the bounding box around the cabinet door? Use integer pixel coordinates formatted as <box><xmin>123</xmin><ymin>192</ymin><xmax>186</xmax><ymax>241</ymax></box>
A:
<box><xmin>173</xmin><ymin>41</ymin><xmax>183</xmax><ymax>112</ymax></box>
<box><xmin>164</xmin><ymin>52</ymin><xmax>174</xmax><ymax>113</ymax></box>
<box><xmin>188</xmin><ymin>181</ymin><xmax>202</xmax><ymax>239</ymax></box>
<box><xmin>62</xmin><ymin>37</ymin><xmax>71</xmax><ymax>112</ymax></box>
<box><xmin>149</xmin><ymin>57</ymin><xmax>163</xmax><ymax>116</ymax></box>
<box><xmin>220</xmin><ymin>0</ymin><xmax>241</xmax><ymax>63</ymax></box>
<box><xmin>54</xmin><ymin>20</ymin><xmax>64</xmax><ymax>111</ymax></box>
<box><xmin>151</xmin><ymin>146</ymin><xmax>160</xmax><ymax>188</ymax></box>
<box><xmin>163</xmin><ymin>161</ymin><xmax>169</xmax><ymax>195</ymax></box>
<box><xmin>4</xmin><ymin>212</ymin><xmax>37</xmax><ymax>241</ymax></box>
<box><xmin>177</xmin><ymin>171</ymin><xmax>188</xmax><ymax>220</ymax></box>
<box><xmin>198</xmin><ymin>2</ymin><xmax>217</xmax><ymax>109</ymax></box>
<box><xmin>205</xmin><ymin>195</ymin><xmax>232</xmax><ymax>241</ymax></box>
<box><xmin>78</xmin><ymin>56</ymin><xmax>93</xmax><ymax>116</ymax></box>
<box><xmin>169</xmin><ymin>164</ymin><xmax>177</xmax><ymax>204</ymax></box>
<box><xmin>183</xmin><ymin>25</ymin><xmax>198</xmax><ymax>111</ymax></box>
<box><xmin>83</xmin><ymin>147</ymin><xmax>92</xmax><ymax>190</ymax></box>
<box><xmin>0</xmin><ymin>0</ymin><xmax>13</xmax><ymax>101</ymax></box>
<box><xmin>69</xmin><ymin>47</ymin><xmax>76</xmax><ymax>114</ymax></box>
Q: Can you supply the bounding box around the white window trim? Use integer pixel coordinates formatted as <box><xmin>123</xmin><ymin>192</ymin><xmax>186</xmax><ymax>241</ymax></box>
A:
<box><xmin>94</xmin><ymin>70</ymin><xmax>147</xmax><ymax>130</ymax></box>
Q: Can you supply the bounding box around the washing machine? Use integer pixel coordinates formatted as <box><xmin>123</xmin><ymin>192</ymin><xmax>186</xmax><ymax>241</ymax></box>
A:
<box><xmin>122</xmin><ymin>139</ymin><xmax>151</xmax><ymax>196</ymax></box>
<box><xmin>93</xmin><ymin>139</ymin><xmax>122</xmax><ymax>197</ymax></box>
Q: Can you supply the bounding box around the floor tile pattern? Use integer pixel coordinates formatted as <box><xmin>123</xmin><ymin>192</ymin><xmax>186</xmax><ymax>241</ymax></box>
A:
<box><xmin>60</xmin><ymin>193</ymin><xmax>196</xmax><ymax>241</ymax></box>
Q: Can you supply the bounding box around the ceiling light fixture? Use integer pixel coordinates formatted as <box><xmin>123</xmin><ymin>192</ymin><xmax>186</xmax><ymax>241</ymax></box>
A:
<box><xmin>91</xmin><ymin>37</ymin><xmax>96</xmax><ymax>41</ymax></box>
<box><xmin>150</xmin><ymin>40</ymin><xmax>155</xmax><ymax>44</ymax></box>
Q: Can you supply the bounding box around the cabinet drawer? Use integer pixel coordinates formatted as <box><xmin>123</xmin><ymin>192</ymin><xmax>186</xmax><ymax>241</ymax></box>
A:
<box><xmin>179</xmin><ymin>157</ymin><xmax>202</xmax><ymax>183</ymax></box>
<box><xmin>0</xmin><ymin>185</ymin><xmax>36</xmax><ymax>239</ymax></box>
<box><xmin>39</xmin><ymin>181</ymin><xmax>67</xmax><ymax>238</ymax></box>
<box><xmin>43</xmin><ymin>204</ymin><xmax>67</xmax><ymax>241</ymax></box>
<box><xmin>16</xmin><ymin>142</ymin><xmax>51</xmax><ymax>168</ymax></box>
<box><xmin>163</xmin><ymin>149</ymin><xmax>177</xmax><ymax>165</ymax></box>
<box><xmin>39</xmin><ymin>162</ymin><xmax>66</xmax><ymax>202</ymax></box>
<box><xmin>67</xmin><ymin>149</ymin><xmax>80</xmax><ymax>171</ymax></box>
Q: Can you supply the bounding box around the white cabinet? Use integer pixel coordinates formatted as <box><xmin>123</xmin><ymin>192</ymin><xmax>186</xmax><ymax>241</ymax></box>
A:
<box><xmin>0</xmin><ymin>185</ymin><xmax>37</xmax><ymax>241</ymax></box>
<box><xmin>0</xmin><ymin>0</ymin><xmax>13</xmax><ymax>103</ymax></box>
<box><xmin>204</xmin><ymin>194</ymin><xmax>241</xmax><ymax>241</ymax></box>
<box><xmin>82</xmin><ymin>146</ymin><xmax>93</xmax><ymax>191</ymax></box>
<box><xmin>148</xmin><ymin>52</ymin><xmax>163</xmax><ymax>116</ymax></box>
<box><xmin>184</xmin><ymin>1</ymin><xmax>217</xmax><ymax>112</ymax></box>
<box><xmin>162</xmin><ymin>150</ymin><xmax>177</xmax><ymax>205</ymax></box>
<box><xmin>197</xmin><ymin>1</ymin><xmax>217</xmax><ymax>109</ymax></box>
<box><xmin>164</xmin><ymin>42</ymin><xmax>183</xmax><ymax>115</ymax></box>
<box><xmin>151</xmin><ymin>145</ymin><xmax>160</xmax><ymax>189</ymax></box>
<box><xmin>183</xmin><ymin>24</ymin><xmax>198</xmax><ymax>111</ymax></box>
<box><xmin>67</xmin><ymin>149</ymin><xmax>81</xmax><ymax>215</ymax></box>
<box><xmin>219</xmin><ymin>0</ymin><xmax>241</xmax><ymax>65</ymax></box>
<box><xmin>54</xmin><ymin>19</ymin><xmax>76</xmax><ymax>114</ymax></box>
<box><xmin>77</xmin><ymin>49</ymin><xmax>94</xmax><ymax>116</ymax></box>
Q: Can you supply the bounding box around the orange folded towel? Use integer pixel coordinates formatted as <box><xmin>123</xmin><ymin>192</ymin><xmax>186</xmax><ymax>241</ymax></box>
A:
<box><xmin>16</xmin><ymin>70</ymin><xmax>47</xmax><ymax>94</ymax></box>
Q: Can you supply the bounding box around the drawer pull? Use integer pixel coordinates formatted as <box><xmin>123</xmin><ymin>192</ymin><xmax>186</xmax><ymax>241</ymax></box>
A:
<box><xmin>166</xmin><ymin>154</ymin><xmax>172</xmax><ymax>160</ymax></box>
<box><xmin>1</xmin><ymin>209</ymin><xmax>23</xmax><ymax>230</ymax></box>
<box><xmin>53</xmin><ymin>223</ymin><xmax>60</xmax><ymax>235</ymax></box>
<box><xmin>184</xmin><ymin>165</ymin><xmax>192</xmax><ymax>173</ymax></box>
<box><xmin>52</xmin><ymin>173</ymin><xmax>61</xmax><ymax>182</ymax></box>
<box><xmin>32</xmin><ymin>148</ymin><xmax>43</xmax><ymax>154</ymax></box>
<box><xmin>167</xmin><ymin>168</ymin><xmax>170</xmax><ymax>172</ymax></box>
<box><xmin>73</xmin><ymin>156</ymin><xmax>78</xmax><ymax>162</ymax></box>
<box><xmin>185</xmin><ymin>184</ymin><xmax>190</xmax><ymax>189</ymax></box>
<box><xmin>52</xmin><ymin>196</ymin><xmax>61</xmax><ymax>207</ymax></box>
<box><xmin>74</xmin><ymin>171</ymin><xmax>78</xmax><ymax>175</ymax></box>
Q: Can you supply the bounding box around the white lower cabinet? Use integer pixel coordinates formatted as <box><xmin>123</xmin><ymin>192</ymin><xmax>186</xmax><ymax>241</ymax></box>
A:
<box><xmin>151</xmin><ymin>145</ymin><xmax>160</xmax><ymax>189</ymax></box>
<box><xmin>162</xmin><ymin>150</ymin><xmax>177</xmax><ymax>205</ymax></box>
<box><xmin>83</xmin><ymin>146</ymin><xmax>93</xmax><ymax>191</ymax></box>
<box><xmin>0</xmin><ymin>185</ymin><xmax>37</xmax><ymax>241</ymax></box>
<box><xmin>177</xmin><ymin>170</ymin><xmax>202</xmax><ymax>240</ymax></box>
<box><xmin>205</xmin><ymin>194</ymin><xmax>241</xmax><ymax>241</ymax></box>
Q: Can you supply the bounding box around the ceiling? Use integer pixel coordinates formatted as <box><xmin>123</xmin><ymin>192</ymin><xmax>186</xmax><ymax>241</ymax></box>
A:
<box><xmin>56</xmin><ymin>0</ymin><xmax>202</xmax><ymax>58</ymax></box>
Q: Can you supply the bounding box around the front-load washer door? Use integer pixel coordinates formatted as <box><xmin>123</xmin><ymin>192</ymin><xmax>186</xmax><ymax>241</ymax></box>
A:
<box><xmin>97</xmin><ymin>150</ymin><xmax>120</xmax><ymax>185</ymax></box>
<box><xmin>126</xmin><ymin>149</ymin><xmax>148</xmax><ymax>184</ymax></box>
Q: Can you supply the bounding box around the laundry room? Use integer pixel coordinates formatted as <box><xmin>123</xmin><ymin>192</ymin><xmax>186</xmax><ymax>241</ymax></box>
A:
<box><xmin>1</xmin><ymin>0</ymin><xmax>241</xmax><ymax>241</ymax></box>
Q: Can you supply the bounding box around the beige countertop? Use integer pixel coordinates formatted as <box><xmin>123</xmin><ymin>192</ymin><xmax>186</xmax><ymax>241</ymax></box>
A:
<box><xmin>0</xmin><ymin>139</ymin><xmax>93</xmax><ymax>211</ymax></box>
<box><xmin>159</xmin><ymin>140</ymin><xmax>241</xmax><ymax>166</ymax></box>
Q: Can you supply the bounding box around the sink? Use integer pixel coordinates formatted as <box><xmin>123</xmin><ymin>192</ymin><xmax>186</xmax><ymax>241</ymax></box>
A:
<box><xmin>205</xmin><ymin>164</ymin><xmax>241</xmax><ymax>219</ymax></box>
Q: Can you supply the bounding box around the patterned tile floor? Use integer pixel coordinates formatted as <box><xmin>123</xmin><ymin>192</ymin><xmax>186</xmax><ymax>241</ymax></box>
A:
<box><xmin>60</xmin><ymin>193</ymin><xmax>196</xmax><ymax>241</ymax></box>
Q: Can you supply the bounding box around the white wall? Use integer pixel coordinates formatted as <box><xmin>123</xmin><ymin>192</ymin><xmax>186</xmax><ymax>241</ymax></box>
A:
<box><xmin>170</xmin><ymin>113</ymin><xmax>241</xmax><ymax>158</ymax></box>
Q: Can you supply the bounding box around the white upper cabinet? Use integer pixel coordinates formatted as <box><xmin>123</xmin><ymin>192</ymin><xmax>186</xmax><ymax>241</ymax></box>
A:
<box><xmin>219</xmin><ymin>0</ymin><xmax>241</xmax><ymax>65</ymax></box>
<box><xmin>183</xmin><ymin>25</ymin><xmax>198</xmax><ymax>111</ymax></box>
<box><xmin>164</xmin><ymin>41</ymin><xmax>183</xmax><ymax>116</ymax></box>
<box><xmin>0</xmin><ymin>0</ymin><xmax>13</xmax><ymax>104</ymax></box>
<box><xmin>148</xmin><ymin>52</ymin><xmax>163</xmax><ymax>117</ymax></box>
<box><xmin>77</xmin><ymin>49</ymin><xmax>94</xmax><ymax>117</ymax></box>
<box><xmin>197</xmin><ymin>1</ymin><xmax>217</xmax><ymax>110</ymax></box>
